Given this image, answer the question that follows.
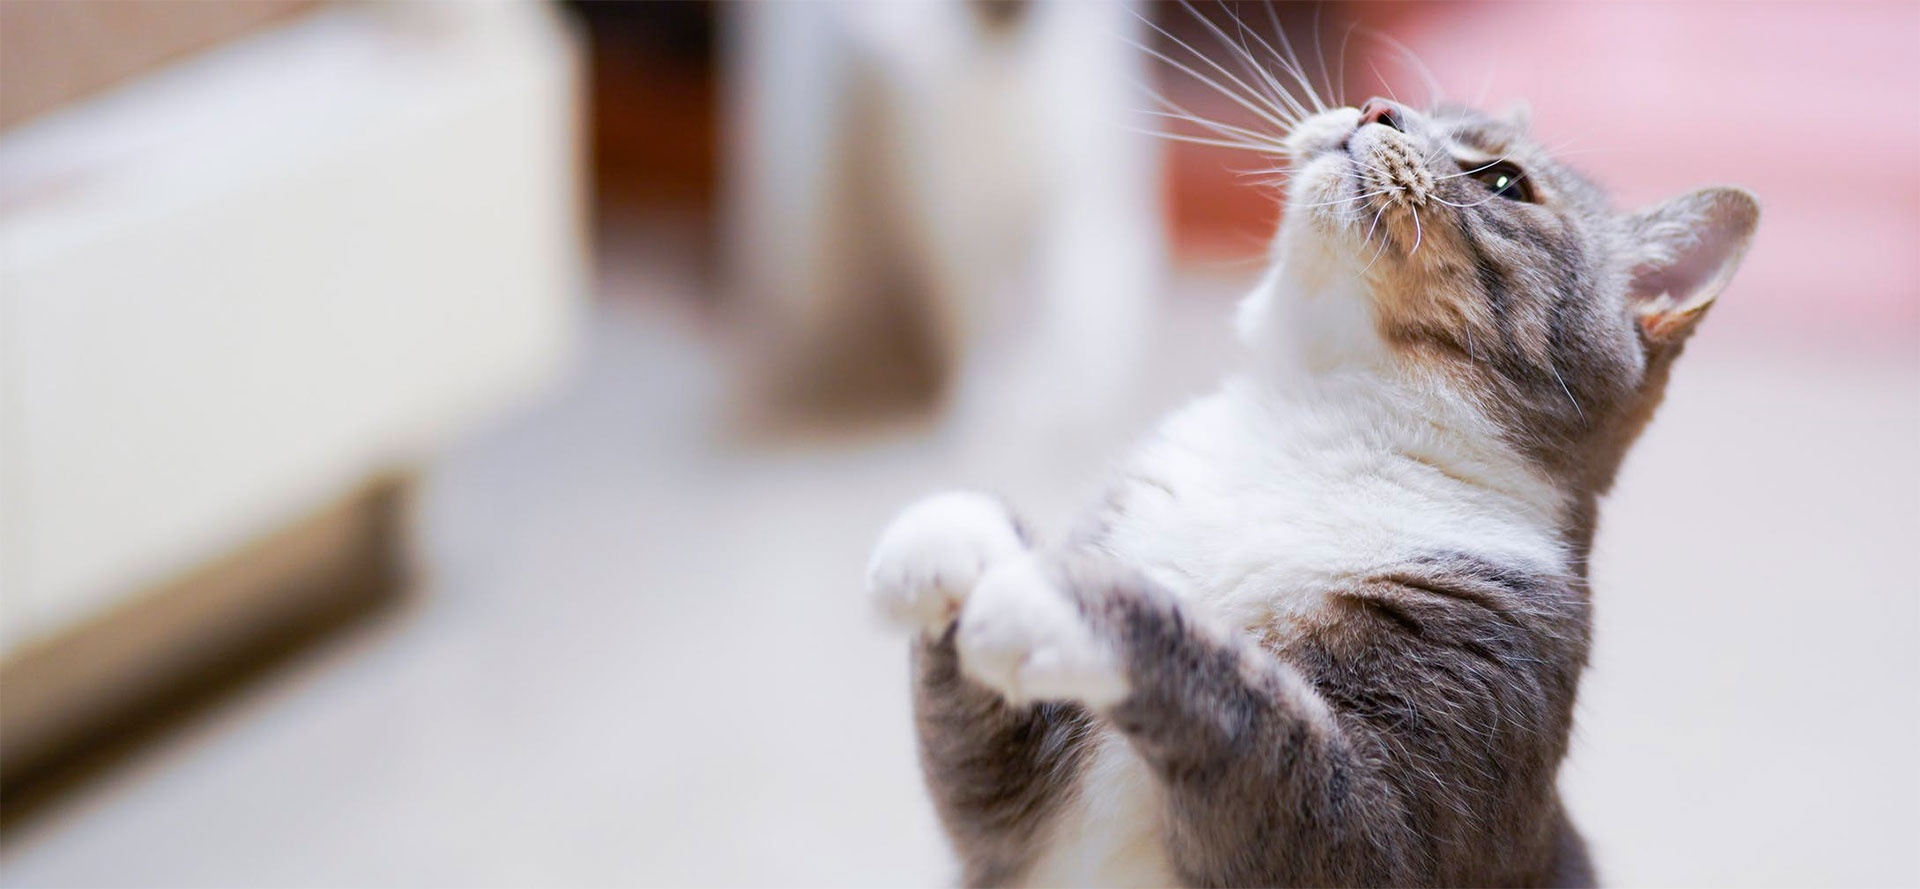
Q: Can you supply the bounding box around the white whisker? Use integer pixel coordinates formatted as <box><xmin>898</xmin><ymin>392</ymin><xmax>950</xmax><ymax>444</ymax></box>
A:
<box><xmin>1434</xmin><ymin>155</ymin><xmax>1521</xmax><ymax>181</ymax></box>
<box><xmin>1334</xmin><ymin>22</ymin><xmax>1360</xmax><ymax>107</ymax></box>
<box><xmin>1214</xmin><ymin>0</ymin><xmax>1322</xmax><ymax>122</ymax></box>
<box><xmin>1548</xmin><ymin>364</ymin><xmax>1585</xmax><ymax>420</ymax></box>
<box><xmin>1429</xmin><ymin>193</ymin><xmax>1506</xmax><ymax>209</ymax></box>
<box><xmin>1295</xmin><ymin>189</ymin><xmax>1399</xmax><ymax>209</ymax></box>
<box><xmin>1132</xmin><ymin>11</ymin><xmax>1299</xmax><ymax>134</ymax></box>
<box><xmin>1358</xmin><ymin>208</ymin><xmax>1393</xmax><ymax>275</ymax></box>
<box><xmin>1213</xmin><ymin>1</ymin><xmax>1315</xmax><ymax>124</ymax></box>
<box><xmin>1312</xmin><ymin>3</ymin><xmax>1335</xmax><ymax>113</ymax></box>
<box><xmin>1261</xmin><ymin>1</ymin><xmax>1327</xmax><ymax>113</ymax></box>
<box><xmin>1362</xmin><ymin>201</ymin><xmax>1388</xmax><ymax>244</ymax></box>
<box><xmin>1366</xmin><ymin>59</ymin><xmax>1405</xmax><ymax>109</ymax></box>
<box><xmin>1137</xmin><ymin>99</ymin><xmax>1286</xmax><ymax>151</ymax></box>
<box><xmin>1129</xmin><ymin>128</ymin><xmax>1285</xmax><ymax>154</ymax></box>
<box><xmin>1472</xmin><ymin>63</ymin><xmax>1498</xmax><ymax>108</ymax></box>
<box><xmin>1363</xmin><ymin>28</ymin><xmax>1444</xmax><ymax>109</ymax></box>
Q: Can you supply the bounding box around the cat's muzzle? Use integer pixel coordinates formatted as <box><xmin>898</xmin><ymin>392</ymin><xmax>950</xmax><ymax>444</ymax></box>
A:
<box><xmin>1351</xmin><ymin>127</ymin><xmax>1435</xmax><ymax>208</ymax></box>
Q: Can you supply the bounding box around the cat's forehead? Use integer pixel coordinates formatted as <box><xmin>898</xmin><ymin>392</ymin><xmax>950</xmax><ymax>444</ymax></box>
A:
<box><xmin>1427</xmin><ymin>103</ymin><xmax>1528</xmax><ymax>154</ymax></box>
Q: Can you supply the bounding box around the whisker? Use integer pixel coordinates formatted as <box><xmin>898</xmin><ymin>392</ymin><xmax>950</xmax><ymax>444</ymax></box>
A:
<box><xmin>1434</xmin><ymin>155</ymin><xmax>1522</xmax><ymax>181</ymax></box>
<box><xmin>1216</xmin><ymin>1</ymin><xmax>1322</xmax><ymax>122</ymax></box>
<box><xmin>1261</xmin><ymin>1</ymin><xmax>1327</xmax><ymax>112</ymax></box>
<box><xmin>1348</xmin><ymin>158</ymin><xmax>1401</xmax><ymax>180</ymax></box>
<box><xmin>1361</xmin><ymin>201</ymin><xmax>1388</xmax><ymax>245</ymax></box>
<box><xmin>1137</xmin><ymin>99</ymin><xmax>1287</xmax><ymax>150</ymax></box>
<box><xmin>1133</xmin><ymin>10</ymin><xmax>1300</xmax><ymax>133</ymax></box>
<box><xmin>1129</xmin><ymin>128</ymin><xmax>1286</xmax><ymax>154</ymax></box>
<box><xmin>1231</xmin><ymin>167</ymin><xmax>1297</xmax><ymax>180</ymax></box>
<box><xmin>1366</xmin><ymin>58</ymin><xmax>1405</xmax><ymax>109</ymax></box>
<box><xmin>1215</xmin><ymin>1</ymin><xmax>1314</xmax><ymax>125</ymax></box>
<box><xmin>1472</xmin><ymin>63</ymin><xmax>1499</xmax><ymax>108</ymax></box>
<box><xmin>1312</xmin><ymin>3</ymin><xmax>1335</xmax><ymax>113</ymax></box>
<box><xmin>1294</xmin><ymin>189</ymin><xmax>1400</xmax><ymax>209</ymax></box>
<box><xmin>1429</xmin><ymin>193</ymin><xmax>1506</xmax><ymax>209</ymax></box>
<box><xmin>1548</xmin><ymin>364</ymin><xmax>1585</xmax><ymax>420</ymax></box>
<box><xmin>1362</xmin><ymin>27</ymin><xmax>1444</xmax><ymax>109</ymax></box>
<box><xmin>1334</xmin><ymin>21</ymin><xmax>1360</xmax><ymax>107</ymax></box>
<box><xmin>1358</xmin><ymin>209</ymin><xmax>1393</xmax><ymax>275</ymax></box>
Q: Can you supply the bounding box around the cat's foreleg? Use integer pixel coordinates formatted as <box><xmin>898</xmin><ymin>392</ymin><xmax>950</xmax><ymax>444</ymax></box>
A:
<box><xmin>955</xmin><ymin>551</ymin><xmax>1417</xmax><ymax>886</ymax></box>
<box><xmin>866</xmin><ymin>493</ymin><xmax>1096</xmax><ymax>887</ymax></box>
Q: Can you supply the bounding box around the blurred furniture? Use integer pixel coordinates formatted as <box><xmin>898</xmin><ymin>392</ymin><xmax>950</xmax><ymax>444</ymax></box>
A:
<box><xmin>0</xmin><ymin>2</ymin><xmax>583</xmax><ymax>798</ymax></box>
<box><xmin>0</xmin><ymin>0</ymin><xmax>318</xmax><ymax>130</ymax></box>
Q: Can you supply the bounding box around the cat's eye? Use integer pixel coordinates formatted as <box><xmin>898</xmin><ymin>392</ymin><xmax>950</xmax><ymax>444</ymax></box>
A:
<box><xmin>1469</xmin><ymin>161</ymin><xmax>1535</xmax><ymax>203</ymax></box>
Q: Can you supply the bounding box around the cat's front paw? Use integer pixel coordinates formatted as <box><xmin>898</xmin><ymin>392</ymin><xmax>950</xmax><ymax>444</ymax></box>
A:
<box><xmin>956</xmin><ymin>555</ymin><xmax>1129</xmax><ymax>708</ymax></box>
<box><xmin>867</xmin><ymin>491</ymin><xmax>1027</xmax><ymax>636</ymax></box>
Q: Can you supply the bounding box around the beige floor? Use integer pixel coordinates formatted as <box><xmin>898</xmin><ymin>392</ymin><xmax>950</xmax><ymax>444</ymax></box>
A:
<box><xmin>2</xmin><ymin>263</ymin><xmax>1916</xmax><ymax>887</ymax></box>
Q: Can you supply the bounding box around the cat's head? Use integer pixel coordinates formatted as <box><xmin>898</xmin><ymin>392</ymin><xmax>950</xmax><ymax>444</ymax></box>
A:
<box><xmin>1267</xmin><ymin>98</ymin><xmax>1758</xmax><ymax>497</ymax></box>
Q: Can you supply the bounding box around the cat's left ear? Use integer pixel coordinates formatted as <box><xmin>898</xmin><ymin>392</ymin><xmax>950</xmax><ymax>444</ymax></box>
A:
<box><xmin>1625</xmin><ymin>186</ymin><xmax>1760</xmax><ymax>344</ymax></box>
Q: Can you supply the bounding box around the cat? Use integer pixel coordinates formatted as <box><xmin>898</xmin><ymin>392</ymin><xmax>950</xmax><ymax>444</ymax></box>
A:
<box><xmin>865</xmin><ymin>62</ymin><xmax>1759</xmax><ymax>889</ymax></box>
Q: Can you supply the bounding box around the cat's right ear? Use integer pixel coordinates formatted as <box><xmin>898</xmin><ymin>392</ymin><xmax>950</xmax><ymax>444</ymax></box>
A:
<box><xmin>1625</xmin><ymin>187</ymin><xmax>1760</xmax><ymax>345</ymax></box>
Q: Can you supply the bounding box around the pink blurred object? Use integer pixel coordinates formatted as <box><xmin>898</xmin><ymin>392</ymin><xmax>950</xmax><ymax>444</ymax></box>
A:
<box><xmin>1360</xmin><ymin>0</ymin><xmax>1920</xmax><ymax>350</ymax></box>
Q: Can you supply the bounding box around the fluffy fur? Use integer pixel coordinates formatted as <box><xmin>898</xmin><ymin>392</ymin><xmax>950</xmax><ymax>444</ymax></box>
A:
<box><xmin>867</xmin><ymin>61</ymin><xmax>1758</xmax><ymax>888</ymax></box>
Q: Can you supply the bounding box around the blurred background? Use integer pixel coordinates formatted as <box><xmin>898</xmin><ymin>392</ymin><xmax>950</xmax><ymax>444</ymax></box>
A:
<box><xmin>1</xmin><ymin>1</ymin><xmax>1915</xmax><ymax>886</ymax></box>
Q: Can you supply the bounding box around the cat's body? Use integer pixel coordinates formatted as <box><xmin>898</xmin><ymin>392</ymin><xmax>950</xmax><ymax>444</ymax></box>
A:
<box><xmin>1028</xmin><ymin>373</ymin><xmax>1566</xmax><ymax>881</ymax></box>
<box><xmin>870</xmin><ymin>72</ymin><xmax>1756</xmax><ymax>886</ymax></box>
<box><xmin>899</xmin><ymin>300</ymin><xmax>1586</xmax><ymax>887</ymax></box>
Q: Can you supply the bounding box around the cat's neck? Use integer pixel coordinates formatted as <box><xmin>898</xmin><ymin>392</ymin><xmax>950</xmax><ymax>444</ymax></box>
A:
<box><xmin>1228</xmin><ymin>258</ymin><xmax>1574</xmax><ymax>555</ymax></box>
<box><xmin>1234</xmin><ymin>254</ymin><xmax>1391</xmax><ymax>384</ymax></box>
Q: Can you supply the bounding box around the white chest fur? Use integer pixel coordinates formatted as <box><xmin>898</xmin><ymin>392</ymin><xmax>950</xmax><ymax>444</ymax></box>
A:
<box><xmin>1021</xmin><ymin>373</ymin><xmax>1565</xmax><ymax>886</ymax></box>
<box><xmin>1105</xmin><ymin>378</ymin><xmax>1565</xmax><ymax>631</ymax></box>
<box><xmin>1021</xmin><ymin>729</ymin><xmax>1174</xmax><ymax>889</ymax></box>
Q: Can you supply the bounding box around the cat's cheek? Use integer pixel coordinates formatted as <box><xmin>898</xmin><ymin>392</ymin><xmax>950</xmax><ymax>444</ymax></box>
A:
<box><xmin>955</xmin><ymin>555</ymin><xmax>1130</xmax><ymax>708</ymax></box>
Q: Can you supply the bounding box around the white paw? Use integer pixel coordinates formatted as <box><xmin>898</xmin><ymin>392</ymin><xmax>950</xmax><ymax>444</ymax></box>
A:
<box><xmin>867</xmin><ymin>491</ymin><xmax>1026</xmax><ymax>635</ymax></box>
<box><xmin>956</xmin><ymin>555</ymin><xmax>1129</xmax><ymax>708</ymax></box>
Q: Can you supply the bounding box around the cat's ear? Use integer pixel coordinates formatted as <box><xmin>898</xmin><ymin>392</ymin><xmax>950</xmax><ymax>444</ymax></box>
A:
<box><xmin>1500</xmin><ymin>100</ymin><xmax>1532</xmax><ymax>131</ymax></box>
<box><xmin>1625</xmin><ymin>186</ymin><xmax>1759</xmax><ymax>345</ymax></box>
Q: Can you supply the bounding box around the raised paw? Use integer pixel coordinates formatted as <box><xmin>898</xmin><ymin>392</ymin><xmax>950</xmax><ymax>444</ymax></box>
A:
<box><xmin>867</xmin><ymin>491</ymin><xmax>1027</xmax><ymax>636</ymax></box>
<box><xmin>956</xmin><ymin>554</ymin><xmax>1129</xmax><ymax>708</ymax></box>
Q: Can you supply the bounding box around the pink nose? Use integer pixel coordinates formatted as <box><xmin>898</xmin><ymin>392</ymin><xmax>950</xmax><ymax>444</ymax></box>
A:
<box><xmin>1359</xmin><ymin>98</ymin><xmax>1403</xmax><ymax>132</ymax></box>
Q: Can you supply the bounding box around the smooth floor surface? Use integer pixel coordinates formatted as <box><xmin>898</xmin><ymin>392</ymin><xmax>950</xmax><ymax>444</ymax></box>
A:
<box><xmin>3</xmin><ymin>273</ymin><xmax>1916</xmax><ymax>887</ymax></box>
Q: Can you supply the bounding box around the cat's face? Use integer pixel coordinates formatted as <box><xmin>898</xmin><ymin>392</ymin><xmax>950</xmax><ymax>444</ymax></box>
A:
<box><xmin>1277</xmin><ymin>99</ymin><xmax>1759</xmax><ymax>493</ymax></box>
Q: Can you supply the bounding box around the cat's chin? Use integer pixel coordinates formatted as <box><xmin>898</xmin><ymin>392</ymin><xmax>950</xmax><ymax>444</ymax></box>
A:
<box><xmin>1285</xmin><ymin>154</ymin><xmax>1365</xmax><ymax>231</ymax></box>
<box><xmin>1275</xmin><ymin>161</ymin><xmax>1394</xmax><ymax>277</ymax></box>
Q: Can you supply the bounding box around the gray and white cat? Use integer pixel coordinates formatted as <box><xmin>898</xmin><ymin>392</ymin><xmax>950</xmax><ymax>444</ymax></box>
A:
<box><xmin>865</xmin><ymin>55</ymin><xmax>1759</xmax><ymax>889</ymax></box>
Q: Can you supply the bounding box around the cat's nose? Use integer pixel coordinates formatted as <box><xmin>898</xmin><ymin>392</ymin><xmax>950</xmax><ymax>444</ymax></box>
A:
<box><xmin>1358</xmin><ymin>98</ymin><xmax>1403</xmax><ymax>133</ymax></box>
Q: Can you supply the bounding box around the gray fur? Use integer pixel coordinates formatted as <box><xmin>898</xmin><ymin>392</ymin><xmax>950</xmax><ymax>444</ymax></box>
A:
<box><xmin>917</xmin><ymin>541</ymin><xmax>1594</xmax><ymax>887</ymax></box>
<box><xmin>893</xmin><ymin>99</ymin><xmax>1754</xmax><ymax>887</ymax></box>
<box><xmin>913</xmin><ymin>628</ymin><xmax>1096</xmax><ymax>888</ymax></box>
